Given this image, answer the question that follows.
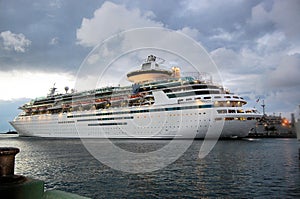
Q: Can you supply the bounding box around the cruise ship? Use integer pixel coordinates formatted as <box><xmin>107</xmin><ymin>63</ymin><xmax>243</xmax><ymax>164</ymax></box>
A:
<box><xmin>10</xmin><ymin>55</ymin><xmax>262</xmax><ymax>139</ymax></box>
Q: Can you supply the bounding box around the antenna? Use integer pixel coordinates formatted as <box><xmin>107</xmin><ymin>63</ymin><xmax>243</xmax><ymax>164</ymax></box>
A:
<box><xmin>261</xmin><ymin>100</ymin><xmax>266</xmax><ymax>115</ymax></box>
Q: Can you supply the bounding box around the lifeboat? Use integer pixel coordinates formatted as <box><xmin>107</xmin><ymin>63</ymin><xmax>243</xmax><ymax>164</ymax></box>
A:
<box><xmin>129</xmin><ymin>94</ymin><xmax>141</xmax><ymax>98</ymax></box>
<box><xmin>95</xmin><ymin>98</ymin><xmax>105</xmax><ymax>103</ymax></box>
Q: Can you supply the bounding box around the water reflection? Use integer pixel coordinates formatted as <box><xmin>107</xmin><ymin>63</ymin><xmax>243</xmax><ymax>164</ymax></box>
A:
<box><xmin>0</xmin><ymin>137</ymin><xmax>299</xmax><ymax>198</ymax></box>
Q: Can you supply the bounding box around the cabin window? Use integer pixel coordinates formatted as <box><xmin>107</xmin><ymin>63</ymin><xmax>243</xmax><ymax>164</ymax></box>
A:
<box><xmin>228</xmin><ymin>109</ymin><xmax>236</xmax><ymax>113</ymax></box>
<box><xmin>217</xmin><ymin>109</ymin><xmax>227</xmax><ymax>114</ymax></box>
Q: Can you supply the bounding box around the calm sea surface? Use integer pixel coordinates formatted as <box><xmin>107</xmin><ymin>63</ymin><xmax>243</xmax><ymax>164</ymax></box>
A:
<box><xmin>0</xmin><ymin>137</ymin><xmax>299</xmax><ymax>198</ymax></box>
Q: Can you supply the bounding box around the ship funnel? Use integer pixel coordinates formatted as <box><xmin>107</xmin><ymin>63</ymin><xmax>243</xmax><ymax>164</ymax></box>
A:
<box><xmin>126</xmin><ymin>55</ymin><xmax>173</xmax><ymax>83</ymax></box>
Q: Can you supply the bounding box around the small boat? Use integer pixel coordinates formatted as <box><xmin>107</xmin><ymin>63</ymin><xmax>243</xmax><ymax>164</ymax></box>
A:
<box><xmin>0</xmin><ymin>131</ymin><xmax>19</xmax><ymax>138</ymax></box>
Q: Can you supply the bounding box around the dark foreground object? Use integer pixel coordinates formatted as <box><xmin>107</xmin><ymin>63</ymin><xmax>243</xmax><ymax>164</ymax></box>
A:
<box><xmin>0</xmin><ymin>147</ymin><xmax>89</xmax><ymax>199</ymax></box>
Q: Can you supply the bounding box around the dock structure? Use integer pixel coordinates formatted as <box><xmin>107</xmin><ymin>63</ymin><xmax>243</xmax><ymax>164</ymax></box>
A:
<box><xmin>249</xmin><ymin>112</ymin><xmax>296</xmax><ymax>138</ymax></box>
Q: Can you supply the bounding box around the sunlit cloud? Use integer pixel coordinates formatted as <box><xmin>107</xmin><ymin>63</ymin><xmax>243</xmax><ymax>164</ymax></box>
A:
<box><xmin>76</xmin><ymin>1</ymin><xmax>163</xmax><ymax>47</ymax></box>
<box><xmin>0</xmin><ymin>70</ymin><xmax>75</xmax><ymax>100</ymax></box>
<box><xmin>0</xmin><ymin>31</ymin><xmax>31</xmax><ymax>52</ymax></box>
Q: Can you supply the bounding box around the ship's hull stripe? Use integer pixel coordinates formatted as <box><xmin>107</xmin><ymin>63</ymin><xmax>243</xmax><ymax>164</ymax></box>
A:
<box><xmin>88</xmin><ymin>122</ymin><xmax>127</xmax><ymax>126</ymax></box>
<box><xmin>77</xmin><ymin>116</ymin><xmax>134</xmax><ymax>122</ymax></box>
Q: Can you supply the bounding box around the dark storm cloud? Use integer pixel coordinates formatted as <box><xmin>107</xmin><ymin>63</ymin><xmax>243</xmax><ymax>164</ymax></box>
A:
<box><xmin>116</xmin><ymin>0</ymin><xmax>280</xmax><ymax>52</ymax></box>
<box><xmin>1</xmin><ymin>0</ymin><xmax>295</xmax><ymax>73</ymax></box>
<box><xmin>0</xmin><ymin>0</ymin><xmax>105</xmax><ymax>73</ymax></box>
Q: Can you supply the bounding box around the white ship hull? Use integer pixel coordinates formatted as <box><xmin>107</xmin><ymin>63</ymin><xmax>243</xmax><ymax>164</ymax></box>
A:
<box><xmin>10</xmin><ymin>55</ymin><xmax>262</xmax><ymax>139</ymax></box>
<box><xmin>10</xmin><ymin>103</ymin><xmax>259</xmax><ymax>139</ymax></box>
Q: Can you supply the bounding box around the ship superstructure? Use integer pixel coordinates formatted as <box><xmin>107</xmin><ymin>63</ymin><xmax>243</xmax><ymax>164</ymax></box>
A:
<box><xmin>10</xmin><ymin>55</ymin><xmax>262</xmax><ymax>138</ymax></box>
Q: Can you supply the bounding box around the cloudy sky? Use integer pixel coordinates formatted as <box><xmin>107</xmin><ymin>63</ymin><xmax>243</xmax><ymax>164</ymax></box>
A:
<box><xmin>0</xmin><ymin>0</ymin><xmax>300</xmax><ymax>132</ymax></box>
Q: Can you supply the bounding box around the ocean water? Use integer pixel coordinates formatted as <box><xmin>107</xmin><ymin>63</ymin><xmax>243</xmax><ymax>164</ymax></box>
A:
<box><xmin>0</xmin><ymin>137</ymin><xmax>299</xmax><ymax>198</ymax></box>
